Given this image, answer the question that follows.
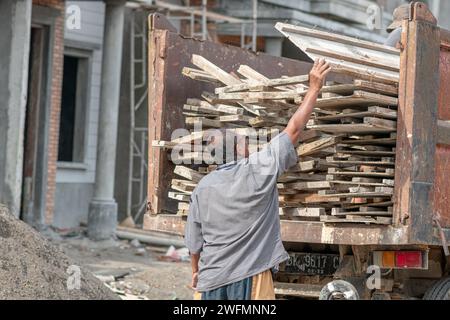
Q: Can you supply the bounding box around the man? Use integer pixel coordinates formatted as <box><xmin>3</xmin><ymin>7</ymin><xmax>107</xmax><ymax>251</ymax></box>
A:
<box><xmin>185</xmin><ymin>59</ymin><xmax>331</xmax><ymax>300</ymax></box>
<box><xmin>384</xmin><ymin>4</ymin><xmax>409</xmax><ymax>48</ymax></box>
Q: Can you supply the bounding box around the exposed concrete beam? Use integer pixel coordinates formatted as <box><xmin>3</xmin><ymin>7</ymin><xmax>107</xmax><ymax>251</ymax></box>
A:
<box><xmin>0</xmin><ymin>0</ymin><xmax>32</xmax><ymax>217</ymax></box>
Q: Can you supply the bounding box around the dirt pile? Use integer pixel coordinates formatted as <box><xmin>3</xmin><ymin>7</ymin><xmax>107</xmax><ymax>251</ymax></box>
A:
<box><xmin>0</xmin><ymin>204</ymin><xmax>118</xmax><ymax>300</ymax></box>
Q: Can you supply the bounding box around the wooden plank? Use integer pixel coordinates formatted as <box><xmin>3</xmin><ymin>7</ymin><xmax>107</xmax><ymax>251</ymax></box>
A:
<box><xmin>321</xmin><ymin>192</ymin><xmax>392</xmax><ymax>199</ymax></box>
<box><xmin>328</xmin><ymin>180</ymin><xmax>388</xmax><ymax>187</ymax></box>
<box><xmin>218</xmin><ymin>114</ymin><xmax>253</xmax><ymax>122</ymax></box>
<box><xmin>343</xmin><ymin>201</ymin><xmax>393</xmax><ymax>209</ymax></box>
<box><xmin>280</xmin><ymin>193</ymin><xmax>341</xmax><ymax>204</ymax></box>
<box><xmin>340</xmin><ymin>137</ymin><xmax>396</xmax><ymax>146</ymax></box>
<box><xmin>275</xmin><ymin>22</ymin><xmax>400</xmax><ymax>55</ymax></box>
<box><xmin>315</xmin><ymin>107</ymin><xmax>397</xmax><ymax>121</ymax></box>
<box><xmin>182</xmin><ymin>67</ymin><xmax>221</xmax><ymax>84</ymax></box>
<box><xmin>249</xmin><ymin>116</ymin><xmax>288</xmax><ymax>127</ymax></box>
<box><xmin>336</xmin><ymin>150</ymin><xmax>396</xmax><ymax>157</ymax></box>
<box><xmin>279</xmin><ymin>207</ymin><xmax>325</xmax><ymax>217</ymax></box>
<box><xmin>279</xmin><ymin>181</ymin><xmax>332</xmax><ymax>191</ymax></box>
<box><xmin>215</xmin><ymin>75</ymin><xmax>309</xmax><ymax>93</ymax></box>
<box><xmin>218</xmin><ymin>90</ymin><xmax>300</xmax><ymax>101</ymax></box>
<box><xmin>183</xmin><ymin>104</ymin><xmax>220</xmax><ymax>115</ymax></box>
<box><xmin>168</xmin><ymin>192</ymin><xmax>191</xmax><ymax>202</ymax></box>
<box><xmin>326</xmin><ymin>158</ymin><xmax>395</xmax><ymax>167</ymax></box>
<box><xmin>320</xmin><ymin>215</ymin><xmax>391</xmax><ymax>225</ymax></box>
<box><xmin>311</xmin><ymin>91</ymin><xmax>398</xmax><ymax>109</ymax></box>
<box><xmin>305</xmin><ymin>46</ymin><xmax>399</xmax><ymax>72</ymax></box>
<box><xmin>185</xmin><ymin>117</ymin><xmax>222</xmax><ymax>128</ymax></box>
<box><xmin>171</xmin><ymin>131</ymin><xmax>206</xmax><ymax>144</ymax></box>
<box><xmin>187</xmin><ymin>98</ymin><xmax>244</xmax><ymax>115</ymax></box>
<box><xmin>297</xmin><ymin>136</ymin><xmax>339</xmax><ymax>157</ymax></box>
<box><xmin>174</xmin><ymin>165</ymin><xmax>205</xmax><ymax>183</ymax></box>
<box><xmin>328</xmin><ymin>168</ymin><xmax>395</xmax><ymax>178</ymax></box>
<box><xmin>331</xmin><ymin>208</ymin><xmax>392</xmax><ymax>217</ymax></box>
<box><xmin>278</xmin><ymin>173</ymin><xmax>327</xmax><ymax>182</ymax></box>
<box><xmin>363</xmin><ymin>117</ymin><xmax>397</xmax><ymax>130</ymax></box>
<box><xmin>152</xmin><ymin>140</ymin><xmax>191</xmax><ymax>150</ymax></box>
<box><xmin>170</xmin><ymin>151</ymin><xmax>214</xmax><ymax>163</ymax></box>
<box><xmin>308</xmin><ymin>123</ymin><xmax>396</xmax><ymax>134</ymax></box>
<box><xmin>191</xmin><ymin>54</ymin><xmax>241</xmax><ymax>86</ymax></box>
<box><xmin>237</xmin><ymin>65</ymin><xmax>270</xmax><ymax>82</ymax></box>
<box><xmin>177</xmin><ymin>202</ymin><xmax>190</xmax><ymax>211</ymax></box>
<box><xmin>275</xmin><ymin>23</ymin><xmax>400</xmax><ymax>85</ymax></box>
<box><xmin>289</xmin><ymin>159</ymin><xmax>333</xmax><ymax>173</ymax></box>
<box><xmin>354</xmin><ymin>80</ymin><xmax>398</xmax><ymax>96</ymax></box>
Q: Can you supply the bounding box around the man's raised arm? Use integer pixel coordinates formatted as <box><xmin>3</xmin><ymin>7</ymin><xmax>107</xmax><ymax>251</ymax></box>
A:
<box><xmin>283</xmin><ymin>59</ymin><xmax>331</xmax><ymax>145</ymax></box>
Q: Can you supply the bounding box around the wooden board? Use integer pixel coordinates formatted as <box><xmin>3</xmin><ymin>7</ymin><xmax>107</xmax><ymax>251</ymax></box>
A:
<box><xmin>308</xmin><ymin>123</ymin><xmax>396</xmax><ymax>134</ymax></box>
<box><xmin>275</xmin><ymin>22</ymin><xmax>400</xmax><ymax>85</ymax></box>
<box><xmin>310</xmin><ymin>91</ymin><xmax>398</xmax><ymax>109</ymax></box>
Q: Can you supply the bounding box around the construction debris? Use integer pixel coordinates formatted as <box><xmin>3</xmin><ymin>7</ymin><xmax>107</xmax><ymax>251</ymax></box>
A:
<box><xmin>0</xmin><ymin>205</ymin><xmax>118</xmax><ymax>300</ymax></box>
<box><xmin>153</xmin><ymin>32</ymin><xmax>399</xmax><ymax>226</ymax></box>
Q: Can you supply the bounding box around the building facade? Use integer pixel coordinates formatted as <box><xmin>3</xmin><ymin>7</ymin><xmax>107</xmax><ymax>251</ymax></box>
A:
<box><xmin>1</xmin><ymin>0</ymin><xmax>449</xmax><ymax>238</ymax></box>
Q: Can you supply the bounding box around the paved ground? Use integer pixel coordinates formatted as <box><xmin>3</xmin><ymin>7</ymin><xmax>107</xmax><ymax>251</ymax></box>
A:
<box><xmin>46</xmin><ymin>230</ymin><xmax>193</xmax><ymax>300</ymax></box>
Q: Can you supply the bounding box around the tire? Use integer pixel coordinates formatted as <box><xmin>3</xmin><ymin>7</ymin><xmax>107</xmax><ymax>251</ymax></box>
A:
<box><xmin>423</xmin><ymin>277</ymin><xmax>450</xmax><ymax>300</ymax></box>
<box><xmin>319</xmin><ymin>280</ymin><xmax>360</xmax><ymax>300</ymax></box>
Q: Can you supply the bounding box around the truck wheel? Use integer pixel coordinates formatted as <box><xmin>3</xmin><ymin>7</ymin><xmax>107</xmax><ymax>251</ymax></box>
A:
<box><xmin>319</xmin><ymin>280</ymin><xmax>360</xmax><ymax>300</ymax></box>
<box><xmin>423</xmin><ymin>277</ymin><xmax>450</xmax><ymax>300</ymax></box>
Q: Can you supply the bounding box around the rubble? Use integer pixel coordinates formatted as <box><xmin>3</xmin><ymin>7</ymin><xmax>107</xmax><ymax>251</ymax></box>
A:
<box><xmin>0</xmin><ymin>205</ymin><xmax>118</xmax><ymax>300</ymax></box>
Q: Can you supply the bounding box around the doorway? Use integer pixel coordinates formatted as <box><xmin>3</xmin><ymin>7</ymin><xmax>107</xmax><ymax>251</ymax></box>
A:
<box><xmin>21</xmin><ymin>25</ymin><xmax>50</xmax><ymax>228</ymax></box>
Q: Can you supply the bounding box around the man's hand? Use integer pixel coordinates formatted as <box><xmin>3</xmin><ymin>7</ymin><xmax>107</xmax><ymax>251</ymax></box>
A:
<box><xmin>189</xmin><ymin>252</ymin><xmax>200</xmax><ymax>289</ymax></box>
<box><xmin>283</xmin><ymin>59</ymin><xmax>331</xmax><ymax>145</ymax></box>
<box><xmin>191</xmin><ymin>271</ymin><xmax>199</xmax><ymax>289</ymax></box>
<box><xmin>309</xmin><ymin>58</ymin><xmax>331</xmax><ymax>92</ymax></box>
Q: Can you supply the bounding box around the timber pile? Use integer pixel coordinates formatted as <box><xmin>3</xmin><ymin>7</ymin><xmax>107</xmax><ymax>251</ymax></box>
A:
<box><xmin>152</xmin><ymin>25</ymin><xmax>400</xmax><ymax>226</ymax></box>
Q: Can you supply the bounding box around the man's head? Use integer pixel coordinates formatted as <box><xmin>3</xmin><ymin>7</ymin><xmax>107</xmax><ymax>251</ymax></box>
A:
<box><xmin>205</xmin><ymin>129</ymin><xmax>249</xmax><ymax>164</ymax></box>
<box><xmin>387</xmin><ymin>4</ymin><xmax>410</xmax><ymax>33</ymax></box>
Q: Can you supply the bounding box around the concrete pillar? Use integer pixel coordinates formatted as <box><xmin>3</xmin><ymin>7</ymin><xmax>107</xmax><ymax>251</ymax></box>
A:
<box><xmin>0</xmin><ymin>0</ymin><xmax>32</xmax><ymax>217</ymax></box>
<box><xmin>88</xmin><ymin>0</ymin><xmax>126</xmax><ymax>240</ymax></box>
<box><xmin>264</xmin><ymin>37</ymin><xmax>283</xmax><ymax>57</ymax></box>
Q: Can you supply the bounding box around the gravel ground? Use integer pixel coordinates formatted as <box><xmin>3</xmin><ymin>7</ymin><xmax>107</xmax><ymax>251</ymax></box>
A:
<box><xmin>49</xmin><ymin>232</ymin><xmax>194</xmax><ymax>300</ymax></box>
<box><xmin>0</xmin><ymin>205</ymin><xmax>118</xmax><ymax>300</ymax></box>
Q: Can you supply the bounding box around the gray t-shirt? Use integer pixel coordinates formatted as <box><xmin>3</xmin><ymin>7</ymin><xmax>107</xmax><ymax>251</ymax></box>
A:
<box><xmin>185</xmin><ymin>132</ymin><xmax>298</xmax><ymax>292</ymax></box>
<box><xmin>384</xmin><ymin>27</ymin><xmax>402</xmax><ymax>48</ymax></box>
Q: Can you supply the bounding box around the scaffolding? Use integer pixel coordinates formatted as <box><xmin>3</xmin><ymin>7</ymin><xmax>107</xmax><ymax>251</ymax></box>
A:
<box><xmin>127</xmin><ymin>11</ymin><xmax>148</xmax><ymax>224</ymax></box>
<box><xmin>128</xmin><ymin>0</ymin><xmax>258</xmax><ymax>50</ymax></box>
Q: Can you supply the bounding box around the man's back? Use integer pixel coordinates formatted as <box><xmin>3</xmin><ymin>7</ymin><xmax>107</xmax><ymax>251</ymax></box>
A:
<box><xmin>185</xmin><ymin>132</ymin><xmax>297</xmax><ymax>292</ymax></box>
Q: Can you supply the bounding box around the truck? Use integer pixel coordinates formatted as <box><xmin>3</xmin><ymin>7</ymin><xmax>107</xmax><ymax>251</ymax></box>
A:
<box><xmin>144</xmin><ymin>2</ymin><xmax>450</xmax><ymax>300</ymax></box>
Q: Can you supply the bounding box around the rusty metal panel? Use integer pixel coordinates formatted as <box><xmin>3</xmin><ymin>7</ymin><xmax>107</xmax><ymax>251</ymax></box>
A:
<box><xmin>393</xmin><ymin>3</ymin><xmax>440</xmax><ymax>244</ymax></box>
<box><xmin>433</xmin><ymin>47</ymin><xmax>450</xmax><ymax>228</ymax></box>
<box><xmin>144</xmin><ymin>213</ymin><xmax>450</xmax><ymax>246</ymax></box>
<box><xmin>147</xmin><ymin>14</ymin><xmax>327</xmax><ymax>215</ymax></box>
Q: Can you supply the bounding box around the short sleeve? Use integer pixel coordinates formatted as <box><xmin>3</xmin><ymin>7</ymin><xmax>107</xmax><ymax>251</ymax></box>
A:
<box><xmin>248</xmin><ymin>131</ymin><xmax>298</xmax><ymax>179</ymax></box>
<box><xmin>268</xmin><ymin>132</ymin><xmax>298</xmax><ymax>176</ymax></box>
<box><xmin>184</xmin><ymin>192</ymin><xmax>204</xmax><ymax>254</ymax></box>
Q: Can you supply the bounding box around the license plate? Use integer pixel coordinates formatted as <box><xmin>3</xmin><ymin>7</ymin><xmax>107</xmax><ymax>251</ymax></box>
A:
<box><xmin>283</xmin><ymin>252</ymin><xmax>340</xmax><ymax>276</ymax></box>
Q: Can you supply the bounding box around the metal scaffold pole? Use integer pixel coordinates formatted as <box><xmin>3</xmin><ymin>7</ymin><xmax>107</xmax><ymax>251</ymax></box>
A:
<box><xmin>252</xmin><ymin>0</ymin><xmax>257</xmax><ymax>51</ymax></box>
<box><xmin>128</xmin><ymin>10</ymin><xmax>149</xmax><ymax>224</ymax></box>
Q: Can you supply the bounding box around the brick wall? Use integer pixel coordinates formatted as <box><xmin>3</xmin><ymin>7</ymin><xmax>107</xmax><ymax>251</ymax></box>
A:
<box><xmin>32</xmin><ymin>0</ymin><xmax>65</xmax><ymax>225</ymax></box>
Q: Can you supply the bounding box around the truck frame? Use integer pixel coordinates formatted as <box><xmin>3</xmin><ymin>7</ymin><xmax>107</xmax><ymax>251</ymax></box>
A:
<box><xmin>145</xmin><ymin>3</ymin><xmax>450</xmax><ymax>299</ymax></box>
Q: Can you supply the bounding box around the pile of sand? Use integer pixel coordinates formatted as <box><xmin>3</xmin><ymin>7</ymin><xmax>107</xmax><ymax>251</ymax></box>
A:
<box><xmin>0</xmin><ymin>204</ymin><xmax>118</xmax><ymax>300</ymax></box>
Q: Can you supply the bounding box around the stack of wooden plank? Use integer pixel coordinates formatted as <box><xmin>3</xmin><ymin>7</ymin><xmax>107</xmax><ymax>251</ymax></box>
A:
<box><xmin>152</xmin><ymin>25</ymin><xmax>400</xmax><ymax>226</ymax></box>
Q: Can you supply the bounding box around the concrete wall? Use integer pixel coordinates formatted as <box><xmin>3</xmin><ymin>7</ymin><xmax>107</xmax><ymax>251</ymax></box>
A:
<box><xmin>53</xmin><ymin>0</ymin><xmax>105</xmax><ymax>229</ymax></box>
<box><xmin>0</xmin><ymin>0</ymin><xmax>32</xmax><ymax>217</ymax></box>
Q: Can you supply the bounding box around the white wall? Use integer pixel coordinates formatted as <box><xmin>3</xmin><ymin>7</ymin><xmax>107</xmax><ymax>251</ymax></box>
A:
<box><xmin>54</xmin><ymin>1</ymin><xmax>105</xmax><ymax>228</ymax></box>
<box><xmin>56</xmin><ymin>1</ymin><xmax>105</xmax><ymax>184</ymax></box>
